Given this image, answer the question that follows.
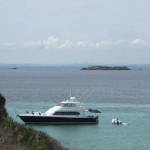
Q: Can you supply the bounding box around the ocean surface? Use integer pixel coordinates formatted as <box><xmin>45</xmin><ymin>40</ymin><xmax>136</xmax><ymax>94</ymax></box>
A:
<box><xmin>0</xmin><ymin>65</ymin><xmax>150</xmax><ymax>150</ymax></box>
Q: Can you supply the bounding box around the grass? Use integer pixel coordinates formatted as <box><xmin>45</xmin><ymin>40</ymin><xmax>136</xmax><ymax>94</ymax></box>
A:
<box><xmin>0</xmin><ymin>117</ymin><xmax>68</xmax><ymax>150</ymax></box>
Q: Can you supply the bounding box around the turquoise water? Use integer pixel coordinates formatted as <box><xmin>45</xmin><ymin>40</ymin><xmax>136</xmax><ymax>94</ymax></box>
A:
<box><xmin>1</xmin><ymin>66</ymin><xmax>150</xmax><ymax>150</ymax></box>
<box><xmin>7</xmin><ymin>101</ymin><xmax>150</xmax><ymax>150</ymax></box>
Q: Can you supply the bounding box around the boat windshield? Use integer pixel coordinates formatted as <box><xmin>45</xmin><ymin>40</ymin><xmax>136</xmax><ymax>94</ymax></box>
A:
<box><xmin>58</xmin><ymin>103</ymin><xmax>76</xmax><ymax>107</ymax></box>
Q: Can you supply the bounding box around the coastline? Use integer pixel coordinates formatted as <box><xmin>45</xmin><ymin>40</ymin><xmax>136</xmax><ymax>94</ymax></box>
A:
<box><xmin>0</xmin><ymin>93</ymin><xmax>67</xmax><ymax>150</ymax></box>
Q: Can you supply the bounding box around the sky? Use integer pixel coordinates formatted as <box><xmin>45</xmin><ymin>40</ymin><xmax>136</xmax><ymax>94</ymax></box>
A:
<box><xmin>0</xmin><ymin>0</ymin><xmax>150</xmax><ymax>65</ymax></box>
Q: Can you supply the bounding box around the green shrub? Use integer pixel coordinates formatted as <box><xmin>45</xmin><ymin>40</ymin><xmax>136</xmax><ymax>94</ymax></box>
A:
<box><xmin>0</xmin><ymin>93</ymin><xmax>8</xmax><ymax>117</ymax></box>
<box><xmin>0</xmin><ymin>117</ymin><xmax>67</xmax><ymax>150</ymax></box>
<box><xmin>0</xmin><ymin>92</ymin><xmax>67</xmax><ymax>150</ymax></box>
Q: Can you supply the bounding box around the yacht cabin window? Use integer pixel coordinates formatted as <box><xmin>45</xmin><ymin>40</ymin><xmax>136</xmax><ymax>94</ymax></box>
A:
<box><xmin>59</xmin><ymin>103</ymin><xmax>76</xmax><ymax>107</ymax></box>
<box><xmin>54</xmin><ymin>112</ymin><xmax>80</xmax><ymax>115</ymax></box>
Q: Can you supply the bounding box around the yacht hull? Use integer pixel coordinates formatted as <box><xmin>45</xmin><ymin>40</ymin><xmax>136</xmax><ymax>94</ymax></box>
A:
<box><xmin>18</xmin><ymin>115</ymin><xmax>98</xmax><ymax>124</ymax></box>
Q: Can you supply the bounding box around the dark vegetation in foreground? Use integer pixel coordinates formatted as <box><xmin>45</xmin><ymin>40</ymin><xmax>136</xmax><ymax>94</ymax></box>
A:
<box><xmin>0</xmin><ymin>93</ymin><xmax>67</xmax><ymax>150</ymax></box>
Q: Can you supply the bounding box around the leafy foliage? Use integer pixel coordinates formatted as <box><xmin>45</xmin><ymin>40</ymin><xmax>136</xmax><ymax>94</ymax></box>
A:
<box><xmin>0</xmin><ymin>117</ymin><xmax>67</xmax><ymax>150</ymax></box>
<box><xmin>0</xmin><ymin>93</ymin><xmax>8</xmax><ymax>118</ymax></box>
<box><xmin>0</xmin><ymin>93</ymin><xmax>67</xmax><ymax>150</ymax></box>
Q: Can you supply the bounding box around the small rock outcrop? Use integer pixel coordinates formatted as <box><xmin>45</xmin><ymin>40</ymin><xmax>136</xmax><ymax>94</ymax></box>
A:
<box><xmin>81</xmin><ymin>66</ymin><xmax>131</xmax><ymax>70</ymax></box>
<box><xmin>0</xmin><ymin>93</ymin><xmax>8</xmax><ymax>118</ymax></box>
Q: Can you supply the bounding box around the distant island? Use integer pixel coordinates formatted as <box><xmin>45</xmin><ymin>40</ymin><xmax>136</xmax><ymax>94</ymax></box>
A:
<box><xmin>10</xmin><ymin>67</ymin><xmax>18</xmax><ymax>69</ymax></box>
<box><xmin>81</xmin><ymin>66</ymin><xmax>131</xmax><ymax>70</ymax></box>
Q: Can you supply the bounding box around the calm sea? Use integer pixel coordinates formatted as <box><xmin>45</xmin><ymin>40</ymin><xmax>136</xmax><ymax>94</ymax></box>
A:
<box><xmin>0</xmin><ymin>65</ymin><xmax>150</xmax><ymax>150</ymax></box>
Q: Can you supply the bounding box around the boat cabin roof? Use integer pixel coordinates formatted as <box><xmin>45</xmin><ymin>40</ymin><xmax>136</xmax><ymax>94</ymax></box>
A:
<box><xmin>58</xmin><ymin>97</ymin><xmax>80</xmax><ymax>107</ymax></box>
<box><xmin>60</xmin><ymin>101</ymin><xmax>80</xmax><ymax>104</ymax></box>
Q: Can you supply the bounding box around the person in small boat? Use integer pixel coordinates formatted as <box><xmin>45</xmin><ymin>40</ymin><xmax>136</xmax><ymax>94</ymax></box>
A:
<box><xmin>112</xmin><ymin>118</ymin><xmax>122</xmax><ymax>125</ymax></box>
<box><xmin>116</xmin><ymin>118</ymin><xmax>122</xmax><ymax>125</ymax></box>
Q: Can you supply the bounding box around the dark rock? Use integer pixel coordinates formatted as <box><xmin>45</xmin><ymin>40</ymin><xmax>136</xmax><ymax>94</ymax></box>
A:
<box><xmin>0</xmin><ymin>93</ymin><xmax>8</xmax><ymax>118</ymax></box>
<box><xmin>10</xmin><ymin>68</ymin><xmax>18</xmax><ymax>69</ymax></box>
<box><xmin>81</xmin><ymin>66</ymin><xmax>131</xmax><ymax>70</ymax></box>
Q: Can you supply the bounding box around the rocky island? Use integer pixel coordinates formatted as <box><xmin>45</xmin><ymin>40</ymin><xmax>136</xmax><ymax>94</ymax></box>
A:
<box><xmin>81</xmin><ymin>66</ymin><xmax>131</xmax><ymax>70</ymax></box>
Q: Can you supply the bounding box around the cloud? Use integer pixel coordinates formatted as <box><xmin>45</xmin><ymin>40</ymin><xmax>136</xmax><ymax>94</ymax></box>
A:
<box><xmin>26</xmin><ymin>36</ymin><xmax>121</xmax><ymax>49</ymax></box>
<box><xmin>130</xmin><ymin>39</ymin><xmax>147</xmax><ymax>46</ymax></box>
<box><xmin>1</xmin><ymin>36</ymin><xmax>150</xmax><ymax>51</ymax></box>
<box><xmin>95</xmin><ymin>40</ymin><xmax>113</xmax><ymax>48</ymax></box>
<box><xmin>42</xmin><ymin>36</ymin><xmax>59</xmax><ymax>48</ymax></box>
<box><xmin>3</xmin><ymin>42</ymin><xmax>16</xmax><ymax>47</ymax></box>
<box><xmin>36</xmin><ymin>36</ymin><xmax>149</xmax><ymax>49</ymax></box>
<box><xmin>59</xmin><ymin>40</ymin><xmax>73</xmax><ymax>48</ymax></box>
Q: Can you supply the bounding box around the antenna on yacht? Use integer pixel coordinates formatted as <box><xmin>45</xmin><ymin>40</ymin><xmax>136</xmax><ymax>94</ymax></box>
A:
<box><xmin>50</xmin><ymin>98</ymin><xmax>58</xmax><ymax>104</ymax></box>
<box><xmin>81</xmin><ymin>89</ymin><xmax>95</xmax><ymax>104</ymax></box>
<box><xmin>77</xmin><ymin>88</ymin><xmax>92</xmax><ymax>102</ymax></box>
<box><xmin>70</xmin><ymin>90</ymin><xmax>72</xmax><ymax>100</ymax></box>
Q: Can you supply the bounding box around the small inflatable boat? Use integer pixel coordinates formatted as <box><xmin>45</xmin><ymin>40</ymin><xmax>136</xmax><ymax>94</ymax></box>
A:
<box><xmin>112</xmin><ymin>118</ymin><xmax>129</xmax><ymax>125</ymax></box>
<box><xmin>112</xmin><ymin>118</ymin><xmax>122</xmax><ymax>125</ymax></box>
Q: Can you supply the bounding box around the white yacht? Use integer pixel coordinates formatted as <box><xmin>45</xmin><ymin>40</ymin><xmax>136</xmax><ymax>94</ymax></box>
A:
<box><xmin>18</xmin><ymin>97</ymin><xmax>100</xmax><ymax>124</ymax></box>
